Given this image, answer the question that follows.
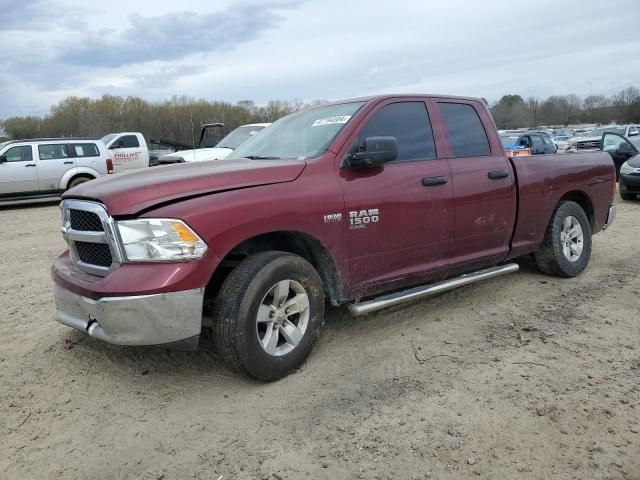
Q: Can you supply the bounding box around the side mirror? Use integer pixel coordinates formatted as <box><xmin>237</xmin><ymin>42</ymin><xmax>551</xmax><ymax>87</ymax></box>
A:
<box><xmin>617</xmin><ymin>142</ymin><xmax>632</xmax><ymax>153</ymax></box>
<box><xmin>0</xmin><ymin>155</ymin><xmax>7</xmax><ymax>164</ymax></box>
<box><xmin>629</xmin><ymin>131</ymin><xmax>639</xmax><ymax>137</ymax></box>
<box><xmin>110</xmin><ymin>140</ymin><xmax>124</xmax><ymax>150</ymax></box>
<box><xmin>347</xmin><ymin>136</ymin><xmax>398</xmax><ymax>168</ymax></box>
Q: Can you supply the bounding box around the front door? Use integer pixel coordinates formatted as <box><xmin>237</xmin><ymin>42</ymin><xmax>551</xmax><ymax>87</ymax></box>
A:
<box><xmin>433</xmin><ymin>100</ymin><xmax>517</xmax><ymax>268</ymax></box>
<box><xmin>0</xmin><ymin>145</ymin><xmax>39</xmax><ymax>195</ymax></box>
<box><xmin>110</xmin><ymin>134</ymin><xmax>143</xmax><ymax>171</ymax></box>
<box><xmin>337</xmin><ymin>100</ymin><xmax>454</xmax><ymax>292</ymax></box>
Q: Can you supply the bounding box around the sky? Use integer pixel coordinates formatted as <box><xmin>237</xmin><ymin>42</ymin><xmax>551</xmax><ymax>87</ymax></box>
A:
<box><xmin>1</xmin><ymin>0</ymin><xmax>639</xmax><ymax>118</ymax></box>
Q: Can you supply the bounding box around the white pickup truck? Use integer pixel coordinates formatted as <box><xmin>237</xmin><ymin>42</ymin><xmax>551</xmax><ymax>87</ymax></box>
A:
<box><xmin>100</xmin><ymin>132</ymin><xmax>149</xmax><ymax>171</ymax></box>
<box><xmin>158</xmin><ymin>123</ymin><xmax>271</xmax><ymax>164</ymax></box>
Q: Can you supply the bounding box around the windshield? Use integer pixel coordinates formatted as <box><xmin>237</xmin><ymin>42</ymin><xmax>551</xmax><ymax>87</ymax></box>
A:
<box><xmin>232</xmin><ymin>102</ymin><xmax>365</xmax><ymax>160</ymax></box>
<box><xmin>100</xmin><ymin>134</ymin><xmax>117</xmax><ymax>145</ymax></box>
<box><xmin>500</xmin><ymin>135</ymin><xmax>521</xmax><ymax>147</ymax></box>
<box><xmin>216</xmin><ymin>125</ymin><xmax>267</xmax><ymax>149</ymax></box>
<box><xmin>587</xmin><ymin>127</ymin><xmax>625</xmax><ymax>137</ymax></box>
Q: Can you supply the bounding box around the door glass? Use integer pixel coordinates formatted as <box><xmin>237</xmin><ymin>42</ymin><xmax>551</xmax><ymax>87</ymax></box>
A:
<box><xmin>4</xmin><ymin>146</ymin><xmax>33</xmax><ymax>162</ymax></box>
<box><xmin>38</xmin><ymin>144</ymin><xmax>69</xmax><ymax>160</ymax></box>
<box><xmin>120</xmin><ymin>135</ymin><xmax>140</xmax><ymax>148</ymax></box>
<box><xmin>602</xmin><ymin>133</ymin><xmax>631</xmax><ymax>152</ymax></box>
<box><xmin>438</xmin><ymin>102</ymin><xmax>490</xmax><ymax>157</ymax></box>
<box><xmin>531</xmin><ymin>135</ymin><xmax>544</xmax><ymax>147</ymax></box>
<box><xmin>358</xmin><ymin>102</ymin><xmax>436</xmax><ymax>162</ymax></box>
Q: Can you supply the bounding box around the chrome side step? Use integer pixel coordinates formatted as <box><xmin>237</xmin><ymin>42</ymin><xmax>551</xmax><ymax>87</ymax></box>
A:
<box><xmin>348</xmin><ymin>263</ymin><xmax>519</xmax><ymax>316</ymax></box>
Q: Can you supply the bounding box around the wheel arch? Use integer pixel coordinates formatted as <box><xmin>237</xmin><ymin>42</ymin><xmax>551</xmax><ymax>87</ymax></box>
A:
<box><xmin>205</xmin><ymin>230</ymin><xmax>344</xmax><ymax>308</ymax></box>
<box><xmin>60</xmin><ymin>167</ymin><xmax>100</xmax><ymax>190</ymax></box>
<box><xmin>556</xmin><ymin>190</ymin><xmax>595</xmax><ymax>231</ymax></box>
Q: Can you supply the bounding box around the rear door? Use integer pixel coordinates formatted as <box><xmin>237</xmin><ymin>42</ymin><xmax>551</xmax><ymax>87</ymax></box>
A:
<box><xmin>0</xmin><ymin>144</ymin><xmax>39</xmax><ymax>195</ymax></box>
<box><xmin>36</xmin><ymin>143</ymin><xmax>74</xmax><ymax>191</ymax></box>
<box><xmin>432</xmin><ymin>100</ymin><xmax>517</xmax><ymax>268</ymax></box>
<box><xmin>338</xmin><ymin>100</ymin><xmax>454</xmax><ymax>289</ymax></box>
<box><xmin>109</xmin><ymin>134</ymin><xmax>144</xmax><ymax>171</ymax></box>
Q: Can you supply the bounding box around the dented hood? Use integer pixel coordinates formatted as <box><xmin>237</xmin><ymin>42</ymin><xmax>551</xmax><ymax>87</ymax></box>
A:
<box><xmin>63</xmin><ymin>158</ymin><xmax>306</xmax><ymax>216</ymax></box>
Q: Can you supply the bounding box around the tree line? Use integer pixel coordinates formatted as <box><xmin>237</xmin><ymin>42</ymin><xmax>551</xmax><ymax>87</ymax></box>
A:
<box><xmin>490</xmin><ymin>87</ymin><xmax>640</xmax><ymax>130</ymax></box>
<box><xmin>1</xmin><ymin>87</ymin><xmax>639</xmax><ymax>142</ymax></box>
<box><xmin>0</xmin><ymin>95</ymin><xmax>327</xmax><ymax>144</ymax></box>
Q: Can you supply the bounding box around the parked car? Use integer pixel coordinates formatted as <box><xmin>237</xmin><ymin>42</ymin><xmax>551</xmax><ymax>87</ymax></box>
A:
<box><xmin>553</xmin><ymin>134</ymin><xmax>571</xmax><ymax>151</ymax></box>
<box><xmin>52</xmin><ymin>94</ymin><xmax>616</xmax><ymax>381</ymax></box>
<box><xmin>569</xmin><ymin>125</ymin><xmax>640</xmax><ymax>150</ymax></box>
<box><xmin>100</xmin><ymin>132</ymin><xmax>150</xmax><ymax>171</ymax></box>
<box><xmin>600</xmin><ymin>133</ymin><xmax>640</xmax><ymax>197</ymax></box>
<box><xmin>0</xmin><ymin>138</ymin><xmax>112</xmax><ymax>200</ymax></box>
<box><xmin>500</xmin><ymin>131</ymin><xmax>557</xmax><ymax>155</ymax></box>
<box><xmin>158</xmin><ymin>123</ymin><xmax>271</xmax><ymax>164</ymax></box>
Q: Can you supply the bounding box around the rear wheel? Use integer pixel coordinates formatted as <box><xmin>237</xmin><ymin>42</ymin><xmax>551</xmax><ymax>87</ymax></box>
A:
<box><xmin>212</xmin><ymin>251</ymin><xmax>325</xmax><ymax>381</ymax></box>
<box><xmin>534</xmin><ymin>201</ymin><xmax>592</xmax><ymax>277</ymax></box>
<box><xmin>67</xmin><ymin>175</ymin><xmax>93</xmax><ymax>189</ymax></box>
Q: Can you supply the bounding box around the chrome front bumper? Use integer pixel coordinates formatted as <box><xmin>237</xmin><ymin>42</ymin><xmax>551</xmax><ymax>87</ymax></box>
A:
<box><xmin>54</xmin><ymin>284</ymin><xmax>204</xmax><ymax>346</ymax></box>
<box><xmin>603</xmin><ymin>204</ymin><xmax>617</xmax><ymax>230</ymax></box>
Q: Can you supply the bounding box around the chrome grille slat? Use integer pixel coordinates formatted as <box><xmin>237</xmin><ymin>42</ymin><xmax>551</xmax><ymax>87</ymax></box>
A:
<box><xmin>61</xmin><ymin>200</ymin><xmax>122</xmax><ymax>277</ymax></box>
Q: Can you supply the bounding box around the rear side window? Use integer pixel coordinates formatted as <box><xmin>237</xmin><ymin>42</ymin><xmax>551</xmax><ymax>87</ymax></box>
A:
<box><xmin>3</xmin><ymin>145</ymin><xmax>33</xmax><ymax>162</ymax></box>
<box><xmin>358</xmin><ymin>102</ymin><xmax>436</xmax><ymax>162</ymax></box>
<box><xmin>531</xmin><ymin>135</ymin><xmax>544</xmax><ymax>147</ymax></box>
<box><xmin>438</xmin><ymin>103</ymin><xmax>490</xmax><ymax>157</ymax></box>
<box><xmin>72</xmin><ymin>143</ymin><xmax>100</xmax><ymax>157</ymax></box>
<box><xmin>38</xmin><ymin>144</ymin><xmax>69</xmax><ymax>160</ymax></box>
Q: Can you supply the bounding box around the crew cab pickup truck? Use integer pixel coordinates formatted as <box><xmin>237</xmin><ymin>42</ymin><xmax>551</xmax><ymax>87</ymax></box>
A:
<box><xmin>52</xmin><ymin>94</ymin><xmax>617</xmax><ymax>381</ymax></box>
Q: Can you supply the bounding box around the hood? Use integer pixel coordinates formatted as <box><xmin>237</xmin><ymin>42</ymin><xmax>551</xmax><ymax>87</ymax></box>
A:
<box><xmin>162</xmin><ymin>147</ymin><xmax>233</xmax><ymax>162</ymax></box>
<box><xmin>64</xmin><ymin>157</ymin><xmax>306</xmax><ymax>216</ymax></box>
<box><xmin>627</xmin><ymin>154</ymin><xmax>640</xmax><ymax>168</ymax></box>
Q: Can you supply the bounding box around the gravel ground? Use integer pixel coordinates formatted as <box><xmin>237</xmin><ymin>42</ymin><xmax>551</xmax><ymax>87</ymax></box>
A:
<box><xmin>0</xmin><ymin>196</ymin><xmax>639</xmax><ymax>480</ymax></box>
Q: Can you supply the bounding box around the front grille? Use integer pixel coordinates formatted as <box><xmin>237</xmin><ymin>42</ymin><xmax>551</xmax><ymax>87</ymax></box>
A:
<box><xmin>74</xmin><ymin>242</ymin><xmax>113</xmax><ymax>267</ymax></box>
<box><xmin>70</xmin><ymin>209</ymin><xmax>104</xmax><ymax>232</ymax></box>
<box><xmin>576</xmin><ymin>140</ymin><xmax>601</xmax><ymax>150</ymax></box>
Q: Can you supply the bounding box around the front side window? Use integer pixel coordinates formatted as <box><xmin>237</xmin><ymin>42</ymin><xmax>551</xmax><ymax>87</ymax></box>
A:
<box><xmin>357</xmin><ymin>102</ymin><xmax>436</xmax><ymax>162</ymax></box>
<box><xmin>72</xmin><ymin>143</ymin><xmax>100</xmax><ymax>157</ymax></box>
<box><xmin>438</xmin><ymin>102</ymin><xmax>490</xmax><ymax>157</ymax></box>
<box><xmin>3</xmin><ymin>145</ymin><xmax>33</xmax><ymax>162</ymax></box>
<box><xmin>38</xmin><ymin>144</ymin><xmax>69</xmax><ymax>160</ymax></box>
<box><xmin>119</xmin><ymin>135</ymin><xmax>140</xmax><ymax>148</ymax></box>
<box><xmin>232</xmin><ymin>102</ymin><xmax>365</xmax><ymax>160</ymax></box>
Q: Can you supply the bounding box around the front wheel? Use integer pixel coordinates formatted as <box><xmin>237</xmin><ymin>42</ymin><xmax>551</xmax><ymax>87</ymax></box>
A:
<box><xmin>212</xmin><ymin>251</ymin><xmax>325</xmax><ymax>381</ymax></box>
<box><xmin>534</xmin><ymin>201</ymin><xmax>592</xmax><ymax>277</ymax></box>
<box><xmin>620</xmin><ymin>191</ymin><xmax>636</xmax><ymax>201</ymax></box>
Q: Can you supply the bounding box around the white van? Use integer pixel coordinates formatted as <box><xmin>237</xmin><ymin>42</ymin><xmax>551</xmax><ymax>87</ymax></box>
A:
<box><xmin>0</xmin><ymin>138</ymin><xmax>112</xmax><ymax>200</ymax></box>
<box><xmin>100</xmin><ymin>132</ymin><xmax>149</xmax><ymax>171</ymax></box>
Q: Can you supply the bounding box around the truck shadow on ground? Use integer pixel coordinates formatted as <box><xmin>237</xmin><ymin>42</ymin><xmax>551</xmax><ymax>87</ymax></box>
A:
<box><xmin>0</xmin><ymin>198</ymin><xmax>60</xmax><ymax>210</ymax></box>
<box><xmin>52</xmin><ymin>259</ymin><xmax>542</xmax><ymax>386</ymax></box>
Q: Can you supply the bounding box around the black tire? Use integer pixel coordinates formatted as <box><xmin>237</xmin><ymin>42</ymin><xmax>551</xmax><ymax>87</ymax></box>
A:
<box><xmin>620</xmin><ymin>191</ymin><xmax>636</xmax><ymax>201</ymax></box>
<box><xmin>67</xmin><ymin>176</ymin><xmax>93</xmax><ymax>189</ymax></box>
<box><xmin>212</xmin><ymin>251</ymin><xmax>324</xmax><ymax>381</ymax></box>
<box><xmin>534</xmin><ymin>201</ymin><xmax>592</xmax><ymax>278</ymax></box>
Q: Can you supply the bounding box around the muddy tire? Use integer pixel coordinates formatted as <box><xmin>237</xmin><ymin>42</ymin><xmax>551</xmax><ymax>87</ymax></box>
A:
<box><xmin>67</xmin><ymin>176</ymin><xmax>92</xmax><ymax>190</ymax></box>
<box><xmin>212</xmin><ymin>251</ymin><xmax>324</xmax><ymax>381</ymax></box>
<box><xmin>534</xmin><ymin>201</ymin><xmax>592</xmax><ymax>277</ymax></box>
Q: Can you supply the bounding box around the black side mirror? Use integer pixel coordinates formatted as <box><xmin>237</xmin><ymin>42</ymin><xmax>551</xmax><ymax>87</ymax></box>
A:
<box><xmin>347</xmin><ymin>136</ymin><xmax>398</xmax><ymax>168</ymax></box>
<box><xmin>617</xmin><ymin>142</ymin><xmax>632</xmax><ymax>153</ymax></box>
<box><xmin>0</xmin><ymin>155</ymin><xmax>7</xmax><ymax>163</ymax></box>
<box><xmin>110</xmin><ymin>140</ymin><xmax>124</xmax><ymax>150</ymax></box>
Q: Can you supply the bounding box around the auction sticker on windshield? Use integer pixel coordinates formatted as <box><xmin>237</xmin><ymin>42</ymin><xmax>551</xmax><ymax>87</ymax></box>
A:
<box><xmin>312</xmin><ymin>116</ymin><xmax>351</xmax><ymax>127</ymax></box>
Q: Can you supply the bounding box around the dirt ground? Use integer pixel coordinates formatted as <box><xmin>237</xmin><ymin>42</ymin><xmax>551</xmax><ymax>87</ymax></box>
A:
<box><xmin>0</xmin><ymin>197</ymin><xmax>639</xmax><ymax>480</ymax></box>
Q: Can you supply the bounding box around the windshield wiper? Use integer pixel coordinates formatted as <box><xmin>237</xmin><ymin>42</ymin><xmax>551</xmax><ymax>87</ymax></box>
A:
<box><xmin>244</xmin><ymin>155</ymin><xmax>282</xmax><ymax>160</ymax></box>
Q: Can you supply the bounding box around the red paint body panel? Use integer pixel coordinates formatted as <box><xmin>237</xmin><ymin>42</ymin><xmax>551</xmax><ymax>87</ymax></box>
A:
<box><xmin>53</xmin><ymin>94</ymin><xmax>616</xmax><ymax>303</ymax></box>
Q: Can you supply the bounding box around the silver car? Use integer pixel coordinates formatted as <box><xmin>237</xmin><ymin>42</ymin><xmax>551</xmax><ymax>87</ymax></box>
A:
<box><xmin>0</xmin><ymin>138</ymin><xmax>112</xmax><ymax>200</ymax></box>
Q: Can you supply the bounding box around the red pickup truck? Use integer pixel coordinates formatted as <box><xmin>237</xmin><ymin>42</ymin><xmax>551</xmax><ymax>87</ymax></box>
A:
<box><xmin>52</xmin><ymin>94</ymin><xmax>617</xmax><ymax>380</ymax></box>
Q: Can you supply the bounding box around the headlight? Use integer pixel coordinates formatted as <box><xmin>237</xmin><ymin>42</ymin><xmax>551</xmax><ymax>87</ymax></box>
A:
<box><xmin>116</xmin><ymin>219</ymin><xmax>207</xmax><ymax>262</ymax></box>
<box><xmin>620</xmin><ymin>162</ymin><xmax>637</xmax><ymax>175</ymax></box>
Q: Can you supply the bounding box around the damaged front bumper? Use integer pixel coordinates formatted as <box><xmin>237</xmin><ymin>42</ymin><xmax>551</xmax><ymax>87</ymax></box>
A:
<box><xmin>54</xmin><ymin>284</ymin><xmax>204</xmax><ymax>348</ymax></box>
